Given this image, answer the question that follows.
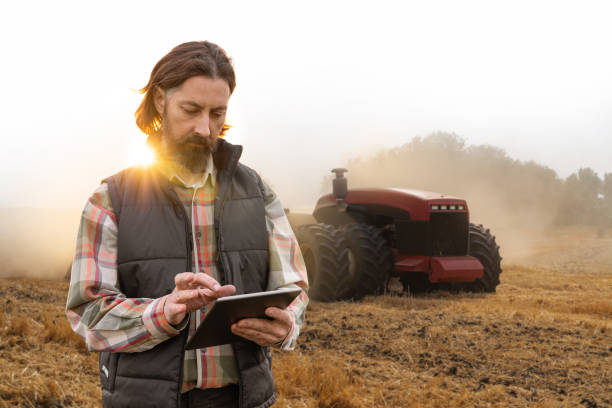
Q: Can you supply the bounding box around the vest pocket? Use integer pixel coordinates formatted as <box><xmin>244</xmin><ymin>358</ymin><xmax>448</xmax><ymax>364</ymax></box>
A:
<box><xmin>99</xmin><ymin>351</ymin><xmax>119</xmax><ymax>392</ymax></box>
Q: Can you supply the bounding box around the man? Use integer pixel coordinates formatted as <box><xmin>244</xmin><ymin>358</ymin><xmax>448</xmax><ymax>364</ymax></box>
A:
<box><xmin>66</xmin><ymin>41</ymin><xmax>308</xmax><ymax>408</ymax></box>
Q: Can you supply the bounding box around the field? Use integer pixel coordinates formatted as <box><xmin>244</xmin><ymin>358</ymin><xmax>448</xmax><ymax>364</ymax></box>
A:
<box><xmin>1</xmin><ymin>229</ymin><xmax>611</xmax><ymax>407</ymax></box>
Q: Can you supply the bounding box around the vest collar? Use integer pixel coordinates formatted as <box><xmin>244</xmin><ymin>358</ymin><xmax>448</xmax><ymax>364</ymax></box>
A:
<box><xmin>156</xmin><ymin>155</ymin><xmax>216</xmax><ymax>189</ymax></box>
<box><xmin>213</xmin><ymin>138</ymin><xmax>243</xmax><ymax>170</ymax></box>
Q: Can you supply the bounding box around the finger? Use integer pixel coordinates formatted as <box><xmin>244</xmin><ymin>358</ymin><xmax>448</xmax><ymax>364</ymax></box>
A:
<box><xmin>265</xmin><ymin>309</ymin><xmax>294</xmax><ymax>332</ymax></box>
<box><xmin>190</xmin><ymin>273</ymin><xmax>222</xmax><ymax>291</ymax></box>
<box><xmin>174</xmin><ymin>289</ymin><xmax>202</xmax><ymax>304</ymax></box>
<box><xmin>196</xmin><ymin>284</ymin><xmax>236</xmax><ymax>301</ymax></box>
<box><xmin>235</xmin><ymin>317</ymin><xmax>270</xmax><ymax>330</ymax></box>
<box><xmin>174</xmin><ymin>272</ymin><xmax>195</xmax><ymax>290</ymax></box>
<box><xmin>264</xmin><ymin>307</ymin><xmax>291</xmax><ymax>322</ymax></box>
<box><xmin>194</xmin><ymin>289</ymin><xmax>220</xmax><ymax>306</ymax></box>
<box><xmin>215</xmin><ymin>285</ymin><xmax>236</xmax><ymax>297</ymax></box>
<box><xmin>199</xmin><ymin>288</ymin><xmax>216</xmax><ymax>298</ymax></box>
<box><xmin>234</xmin><ymin>318</ymin><xmax>288</xmax><ymax>339</ymax></box>
<box><xmin>231</xmin><ymin>325</ymin><xmax>278</xmax><ymax>346</ymax></box>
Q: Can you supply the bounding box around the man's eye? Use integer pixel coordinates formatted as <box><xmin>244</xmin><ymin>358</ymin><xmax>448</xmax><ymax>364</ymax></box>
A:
<box><xmin>213</xmin><ymin>111</ymin><xmax>226</xmax><ymax>119</ymax></box>
<box><xmin>182</xmin><ymin>107</ymin><xmax>197</xmax><ymax>114</ymax></box>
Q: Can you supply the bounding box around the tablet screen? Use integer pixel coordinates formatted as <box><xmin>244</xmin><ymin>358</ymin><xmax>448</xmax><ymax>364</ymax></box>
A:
<box><xmin>185</xmin><ymin>287</ymin><xmax>302</xmax><ymax>350</ymax></box>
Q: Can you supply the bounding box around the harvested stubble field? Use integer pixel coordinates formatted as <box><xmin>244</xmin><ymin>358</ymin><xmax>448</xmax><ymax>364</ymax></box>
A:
<box><xmin>1</xmin><ymin>229</ymin><xmax>611</xmax><ymax>407</ymax></box>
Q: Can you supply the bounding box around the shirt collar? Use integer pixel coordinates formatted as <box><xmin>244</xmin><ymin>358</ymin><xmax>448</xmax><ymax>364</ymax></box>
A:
<box><xmin>156</xmin><ymin>154</ymin><xmax>216</xmax><ymax>189</ymax></box>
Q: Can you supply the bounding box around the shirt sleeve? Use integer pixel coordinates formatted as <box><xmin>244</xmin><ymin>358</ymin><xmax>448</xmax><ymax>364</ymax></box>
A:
<box><xmin>65</xmin><ymin>183</ymin><xmax>187</xmax><ymax>352</ymax></box>
<box><xmin>261</xmin><ymin>180</ymin><xmax>309</xmax><ymax>351</ymax></box>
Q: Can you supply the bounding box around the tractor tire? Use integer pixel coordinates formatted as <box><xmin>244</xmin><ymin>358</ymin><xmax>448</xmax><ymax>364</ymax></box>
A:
<box><xmin>295</xmin><ymin>224</ymin><xmax>347</xmax><ymax>301</ymax></box>
<box><xmin>463</xmin><ymin>223</ymin><xmax>502</xmax><ymax>292</ymax></box>
<box><xmin>337</xmin><ymin>223</ymin><xmax>394</xmax><ymax>300</ymax></box>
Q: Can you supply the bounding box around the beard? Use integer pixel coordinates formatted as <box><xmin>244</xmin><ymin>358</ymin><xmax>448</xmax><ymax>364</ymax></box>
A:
<box><xmin>160</xmin><ymin>112</ymin><xmax>216</xmax><ymax>173</ymax></box>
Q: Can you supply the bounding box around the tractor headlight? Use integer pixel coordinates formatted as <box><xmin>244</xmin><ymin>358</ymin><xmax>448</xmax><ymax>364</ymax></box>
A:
<box><xmin>431</xmin><ymin>203</ymin><xmax>466</xmax><ymax>211</ymax></box>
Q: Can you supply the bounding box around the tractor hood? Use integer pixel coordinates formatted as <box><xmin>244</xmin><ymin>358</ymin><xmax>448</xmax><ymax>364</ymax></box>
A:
<box><xmin>314</xmin><ymin>188</ymin><xmax>468</xmax><ymax>222</ymax></box>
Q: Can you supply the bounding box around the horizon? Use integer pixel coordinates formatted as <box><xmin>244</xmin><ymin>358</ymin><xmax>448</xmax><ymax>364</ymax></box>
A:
<box><xmin>0</xmin><ymin>133</ymin><xmax>608</xmax><ymax>211</ymax></box>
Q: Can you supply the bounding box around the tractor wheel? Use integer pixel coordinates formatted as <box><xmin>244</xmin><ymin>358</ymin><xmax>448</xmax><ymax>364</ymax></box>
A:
<box><xmin>295</xmin><ymin>224</ymin><xmax>347</xmax><ymax>301</ymax></box>
<box><xmin>337</xmin><ymin>223</ymin><xmax>394</xmax><ymax>300</ymax></box>
<box><xmin>463</xmin><ymin>223</ymin><xmax>502</xmax><ymax>292</ymax></box>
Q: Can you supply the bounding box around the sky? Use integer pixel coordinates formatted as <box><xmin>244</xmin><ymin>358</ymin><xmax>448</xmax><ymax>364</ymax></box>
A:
<box><xmin>1</xmin><ymin>0</ymin><xmax>611</xmax><ymax>210</ymax></box>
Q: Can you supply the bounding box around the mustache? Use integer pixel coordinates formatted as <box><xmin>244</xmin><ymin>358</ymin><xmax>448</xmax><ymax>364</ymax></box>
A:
<box><xmin>177</xmin><ymin>135</ymin><xmax>215</xmax><ymax>149</ymax></box>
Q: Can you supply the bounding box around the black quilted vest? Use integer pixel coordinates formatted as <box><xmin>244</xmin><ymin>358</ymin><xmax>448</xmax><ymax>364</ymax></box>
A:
<box><xmin>98</xmin><ymin>139</ymin><xmax>276</xmax><ymax>408</ymax></box>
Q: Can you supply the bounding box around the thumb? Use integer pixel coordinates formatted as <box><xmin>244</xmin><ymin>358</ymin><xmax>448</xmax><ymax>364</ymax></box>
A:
<box><xmin>164</xmin><ymin>299</ymin><xmax>186</xmax><ymax>319</ymax></box>
<box><xmin>265</xmin><ymin>307</ymin><xmax>283</xmax><ymax>319</ymax></box>
<box><xmin>170</xmin><ymin>303</ymin><xmax>187</xmax><ymax>315</ymax></box>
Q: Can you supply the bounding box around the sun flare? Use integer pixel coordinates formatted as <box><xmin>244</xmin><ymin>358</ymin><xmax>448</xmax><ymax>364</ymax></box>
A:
<box><xmin>130</xmin><ymin>144</ymin><xmax>156</xmax><ymax>167</ymax></box>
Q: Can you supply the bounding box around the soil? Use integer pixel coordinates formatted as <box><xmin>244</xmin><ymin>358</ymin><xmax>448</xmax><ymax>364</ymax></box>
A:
<box><xmin>1</xmin><ymin>228</ymin><xmax>611</xmax><ymax>407</ymax></box>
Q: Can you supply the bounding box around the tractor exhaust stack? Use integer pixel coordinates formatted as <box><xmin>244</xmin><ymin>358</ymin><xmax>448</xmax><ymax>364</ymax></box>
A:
<box><xmin>331</xmin><ymin>168</ymin><xmax>348</xmax><ymax>211</ymax></box>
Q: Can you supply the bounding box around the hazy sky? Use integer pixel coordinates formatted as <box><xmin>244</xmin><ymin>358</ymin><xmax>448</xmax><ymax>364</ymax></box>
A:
<box><xmin>1</xmin><ymin>0</ymin><xmax>610</xmax><ymax>210</ymax></box>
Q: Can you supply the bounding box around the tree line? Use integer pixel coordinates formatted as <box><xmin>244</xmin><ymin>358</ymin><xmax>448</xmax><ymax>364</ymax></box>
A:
<box><xmin>332</xmin><ymin>132</ymin><xmax>612</xmax><ymax>229</ymax></box>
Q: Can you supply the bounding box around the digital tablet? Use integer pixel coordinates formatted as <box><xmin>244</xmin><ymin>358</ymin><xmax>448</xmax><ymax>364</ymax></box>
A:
<box><xmin>185</xmin><ymin>287</ymin><xmax>302</xmax><ymax>350</ymax></box>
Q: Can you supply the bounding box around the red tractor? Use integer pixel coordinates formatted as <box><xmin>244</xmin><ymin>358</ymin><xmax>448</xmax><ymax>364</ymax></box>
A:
<box><xmin>289</xmin><ymin>169</ymin><xmax>502</xmax><ymax>301</ymax></box>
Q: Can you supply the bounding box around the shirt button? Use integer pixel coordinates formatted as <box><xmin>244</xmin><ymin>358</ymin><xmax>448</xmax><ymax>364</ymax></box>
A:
<box><xmin>196</xmin><ymin>231</ymin><xmax>202</xmax><ymax>238</ymax></box>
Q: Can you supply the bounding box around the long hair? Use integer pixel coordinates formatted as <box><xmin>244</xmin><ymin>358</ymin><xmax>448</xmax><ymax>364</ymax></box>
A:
<box><xmin>135</xmin><ymin>41</ymin><xmax>236</xmax><ymax>146</ymax></box>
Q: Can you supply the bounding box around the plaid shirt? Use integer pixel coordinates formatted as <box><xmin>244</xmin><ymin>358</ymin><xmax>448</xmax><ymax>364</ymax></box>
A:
<box><xmin>66</xmin><ymin>157</ymin><xmax>308</xmax><ymax>391</ymax></box>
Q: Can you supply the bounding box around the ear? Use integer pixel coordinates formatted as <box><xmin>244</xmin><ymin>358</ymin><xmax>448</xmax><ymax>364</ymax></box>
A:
<box><xmin>153</xmin><ymin>86</ymin><xmax>166</xmax><ymax>116</ymax></box>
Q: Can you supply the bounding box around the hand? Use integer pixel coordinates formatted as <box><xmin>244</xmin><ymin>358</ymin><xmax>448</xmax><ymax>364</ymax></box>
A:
<box><xmin>230</xmin><ymin>307</ymin><xmax>293</xmax><ymax>347</ymax></box>
<box><xmin>164</xmin><ymin>272</ymin><xmax>236</xmax><ymax>325</ymax></box>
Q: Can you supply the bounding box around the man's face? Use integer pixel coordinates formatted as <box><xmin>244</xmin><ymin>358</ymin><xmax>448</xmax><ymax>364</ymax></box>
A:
<box><xmin>154</xmin><ymin>75</ymin><xmax>231</xmax><ymax>173</ymax></box>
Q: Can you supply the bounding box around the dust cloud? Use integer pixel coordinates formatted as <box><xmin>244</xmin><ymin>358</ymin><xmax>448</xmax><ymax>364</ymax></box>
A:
<box><xmin>0</xmin><ymin>208</ymin><xmax>81</xmax><ymax>280</ymax></box>
<box><xmin>2</xmin><ymin>132</ymin><xmax>608</xmax><ymax>280</ymax></box>
<box><xmin>320</xmin><ymin>132</ymin><xmax>610</xmax><ymax>262</ymax></box>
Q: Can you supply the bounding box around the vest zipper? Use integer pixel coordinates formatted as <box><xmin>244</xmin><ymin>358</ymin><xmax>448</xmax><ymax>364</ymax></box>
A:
<box><xmin>168</xmin><ymin>187</ymin><xmax>191</xmax><ymax>406</ymax></box>
<box><xmin>190</xmin><ymin>187</ymin><xmax>200</xmax><ymax>275</ymax></box>
<box><xmin>158</xmin><ymin>184</ymin><xmax>191</xmax><ymax>408</ymax></box>
<box><xmin>189</xmin><ymin>185</ymin><xmax>206</xmax><ymax>389</ymax></box>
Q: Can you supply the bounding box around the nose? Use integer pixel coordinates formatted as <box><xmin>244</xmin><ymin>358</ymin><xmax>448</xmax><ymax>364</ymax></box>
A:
<box><xmin>193</xmin><ymin>113</ymin><xmax>211</xmax><ymax>138</ymax></box>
